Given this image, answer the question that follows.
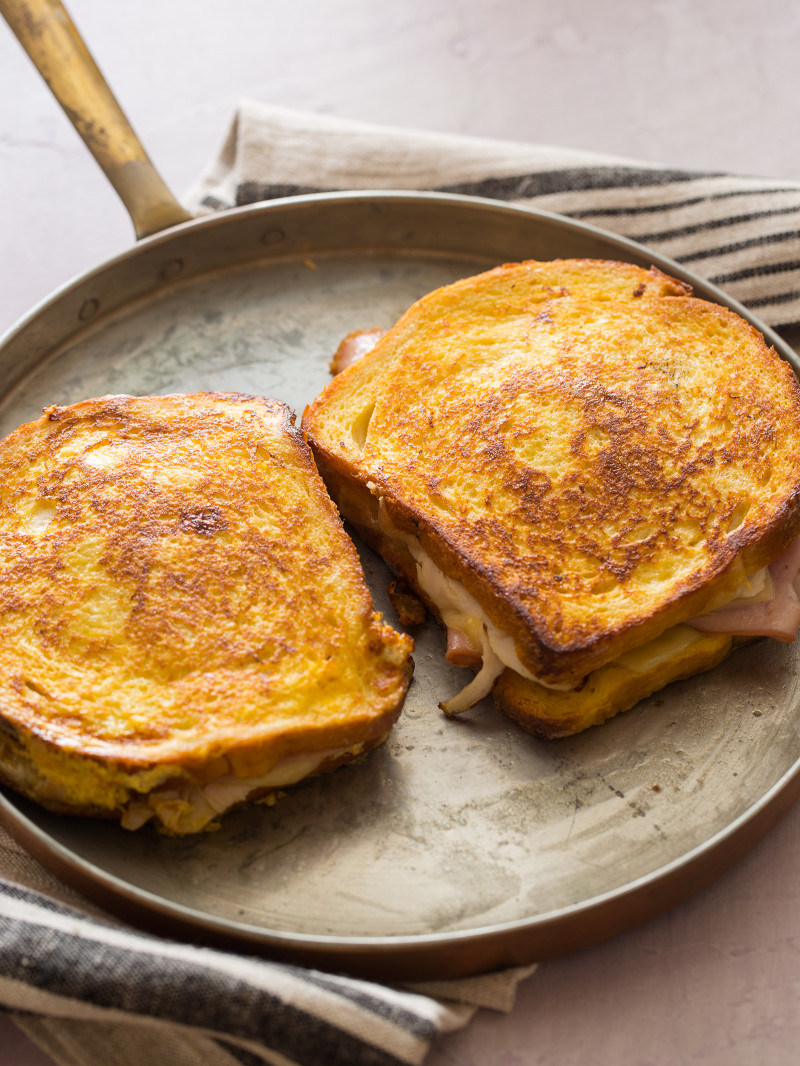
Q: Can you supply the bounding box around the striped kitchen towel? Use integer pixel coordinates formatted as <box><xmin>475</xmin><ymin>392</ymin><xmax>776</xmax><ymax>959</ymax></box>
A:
<box><xmin>186</xmin><ymin>100</ymin><xmax>800</xmax><ymax>332</ymax></box>
<box><xmin>0</xmin><ymin>825</ymin><xmax>532</xmax><ymax>1066</ymax></box>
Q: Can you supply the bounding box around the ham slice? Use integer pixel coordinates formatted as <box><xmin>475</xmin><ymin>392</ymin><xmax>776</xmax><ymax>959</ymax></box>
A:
<box><xmin>446</xmin><ymin>628</ymin><xmax>483</xmax><ymax>668</ymax></box>
<box><xmin>330</xmin><ymin>328</ymin><xmax>386</xmax><ymax>375</ymax></box>
<box><xmin>688</xmin><ymin>534</ymin><xmax>800</xmax><ymax>642</ymax></box>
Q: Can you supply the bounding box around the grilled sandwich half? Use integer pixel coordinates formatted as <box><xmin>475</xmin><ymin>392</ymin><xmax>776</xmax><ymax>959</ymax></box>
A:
<box><xmin>303</xmin><ymin>259</ymin><xmax>800</xmax><ymax>737</ymax></box>
<box><xmin>0</xmin><ymin>393</ymin><xmax>412</xmax><ymax>832</ymax></box>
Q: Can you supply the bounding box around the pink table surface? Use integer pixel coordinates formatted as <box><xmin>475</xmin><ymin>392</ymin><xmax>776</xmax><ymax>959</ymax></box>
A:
<box><xmin>2</xmin><ymin>2</ymin><xmax>800</xmax><ymax>1063</ymax></box>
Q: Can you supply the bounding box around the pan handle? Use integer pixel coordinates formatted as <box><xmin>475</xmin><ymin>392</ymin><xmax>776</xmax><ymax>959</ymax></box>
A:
<box><xmin>0</xmin><ymin>0</ymin><xmax>194</xmax><ymax>238</ymax></box>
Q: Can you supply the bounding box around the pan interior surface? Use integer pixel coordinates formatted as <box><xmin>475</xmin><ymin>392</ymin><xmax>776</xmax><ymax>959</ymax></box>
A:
<box><xmin>13</xmin><ymin>609</ymin><xmax>800</xmax><ymax>942</ymax></box>
<box><xmin>0</xmin><ymin>197</ymin><xmax>798</xmax><ymax>971</ymax></box>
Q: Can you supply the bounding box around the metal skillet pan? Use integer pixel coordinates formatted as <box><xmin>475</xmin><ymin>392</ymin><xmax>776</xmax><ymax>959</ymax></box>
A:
<box><xmin>1</xmin><ymin>0</ymin><xmax>800</xmax><ymax>983</ymax></box>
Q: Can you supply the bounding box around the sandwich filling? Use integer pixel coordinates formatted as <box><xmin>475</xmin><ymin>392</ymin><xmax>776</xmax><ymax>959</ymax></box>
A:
<box><xmin>374</xmin><ymin>499</ymin><xmax>566</xmax><ymax>712</ymax></box>
<box><xmin>120</xmin><ymin>741</ymin><xmax>368</xmax><ymax>834</ymax></box>
<box><xmin>686</xmin><ymin>533</ymin><xmax>800</xmax><ymax>641</ymax></box>
<box><xmin>376</xmin><ymin>497</ymin><xmax>800</xmax><ymax>713</ymax></box>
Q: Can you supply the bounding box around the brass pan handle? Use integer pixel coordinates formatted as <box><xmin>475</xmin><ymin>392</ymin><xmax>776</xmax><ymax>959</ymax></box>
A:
<box><xmin>0</xmin><ymin>0</ymin><xmax>193</xmax><ymax>238</ymax></box>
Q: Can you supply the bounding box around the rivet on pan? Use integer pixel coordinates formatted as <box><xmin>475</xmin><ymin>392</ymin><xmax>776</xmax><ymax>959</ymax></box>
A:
<box><xmin>159</xmin><ymin>258</ymin><xmax>184</xmax><ymax>281</ymax></box>
<box><xmin>78</xmin><ymin>298</ymin><xmax>99</xmax><ymax>321</ymax></box>
<box><xmin>261</xmin><ymin>227</ymin><xmax>286</xmax><ymax>247</ymax></box>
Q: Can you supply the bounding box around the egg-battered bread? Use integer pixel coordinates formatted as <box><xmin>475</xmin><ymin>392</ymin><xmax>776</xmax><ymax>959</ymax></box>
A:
<box><xmin>303</xmin><ymin>259</ymin><xmax>800</xmax><ymax>736</ymax></box>
<box><xmin>0</xmin><ymin>393</ymin><xmax>412</xmax><ymax>832</ymax></box>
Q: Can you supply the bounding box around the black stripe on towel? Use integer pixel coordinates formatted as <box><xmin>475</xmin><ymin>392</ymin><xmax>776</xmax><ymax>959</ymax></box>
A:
<box><xmin>233</xmin><ymin>166</ymin><xmax>726</xmax><ymax>209</ymax></box>
<box><xmin>0</xmin><ymin>886</ymin><xmax>431</xmax><ymax>1066</ymax></box>
<box><xmin>710</xmin><ymin>258</ymin><xmax>800</xmax><ymax>285</ymax></box>
<box><xmin>436</xmin><ymin>166</ymin><xmax>727</xmax><ymax>200</ymax></box>
<box><xmin>214</xmin><ymin>1039</ymin><xmax>272</xmax><ymax>1066</ymax></box>
<box><xmin>679</xmin><ymin>227</ymin><xmax>800</xmax><ymax>263</ymax></box>
<box><xmin>743</xmin><ymin>289</ymin><xmax>800</xmax><ymax>309</ymax></box>
<box><xmin>236</xmin><ymin>182</ymin><xmax>322</xmax><ymax>205</ymax></box>
<box><xmin>628</xmin><ymin>204</ymin><xmax>800</xmax><ymax>245</ymax></box>
<box><xmin>569</xmin><ymin>186</ymin><xmax>800</xmax><ymax>219</ymax></box>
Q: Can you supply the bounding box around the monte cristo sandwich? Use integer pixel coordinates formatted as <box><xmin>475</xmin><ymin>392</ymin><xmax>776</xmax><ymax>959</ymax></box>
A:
<box><xmin>0</xmin><ymin>393</ymin><xmax>412</xmax><ymax>833</ymax></box>
<box><xmin>303</xmin><ymin>258</ymin><xmax>800</xmax><ymax>738</ymax></box>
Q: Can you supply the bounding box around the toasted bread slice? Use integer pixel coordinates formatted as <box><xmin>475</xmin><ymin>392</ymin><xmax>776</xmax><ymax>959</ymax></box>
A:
<box><xmin>303</xmin><ymin>259</ymin><xmax>800</xmax><ymax>732</ymax></box>
<box><xmin>0</xmin><ymin>393</ymin><xmax>412</xmax><ymax>833</ymax></box>
<box><xmin>494</xmin><ymin>628</ymin><xmax>734</xmax><ymax>738</ymax></box>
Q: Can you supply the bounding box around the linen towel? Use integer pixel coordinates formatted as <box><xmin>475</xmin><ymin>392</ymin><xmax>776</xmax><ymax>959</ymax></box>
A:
<box><xmin>5</xmin><ymin>101</ymin><xmax>800</xmax><ymax>1066</ymax></box>
<box><xmin>0</xmin><ymin>824</ymin><xmax>535</xmax><ymax>1066</ymax></box>
<box><xmin>186</xmin><ymin>100</ymin><xmax>800</xmax><ymax>332</ymax></box>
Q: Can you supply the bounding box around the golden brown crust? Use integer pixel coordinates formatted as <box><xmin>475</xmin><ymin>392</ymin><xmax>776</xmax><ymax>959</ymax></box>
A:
<box><xmin>494</xmin><ymin>631</ymin><xmax>733</xmax><ymax>738</ymax></box>
<box><xmin>0</xmin><ymin>392</ymin><xmax>413</xmax><ymax>829</ymax></box>
<box><xmin>304</xmin><ymin>259</ymin><xmax>800</xmax><ymax>687</ymax></box>
<box><xmin>386</xmin><ymin>579</ymin><xmax>427</xmax><ymax>627</ymax></box>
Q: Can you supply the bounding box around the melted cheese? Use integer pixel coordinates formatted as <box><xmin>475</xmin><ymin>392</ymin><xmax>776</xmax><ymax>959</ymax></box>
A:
<box><xmin>367</xmin><ymin>487</ymin><xmax>784</xmax><ymax>714</ymax></box>
<box><xmin>694</xmin><ymin>565</ymin><xmax>772</xmax><ymax>615</ymax></box>
<box><xmin>687</xmin><ymin>535</ymin><xmax>800</xmax><ymax>641</ymax></box>
<box><xmin>615</xmin><ymin>624</ymin><xmax>704</xmax><ymax>674</ymax></box>
<box><xmin>120</xmin><ymin>743</ymin><xmax>362</xmax><ymax>833</ymax></box>
<box><xmin>376</xmin><ymin>502</ymin><xmax>571</xmax><ymax>713</ymax></box>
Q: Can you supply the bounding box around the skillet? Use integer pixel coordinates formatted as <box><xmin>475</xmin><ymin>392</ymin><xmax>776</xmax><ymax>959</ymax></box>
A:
<box><xmin>1</xmin><ymin>0</ymin><xmax>800</xmax><ymax>981</ymax></box>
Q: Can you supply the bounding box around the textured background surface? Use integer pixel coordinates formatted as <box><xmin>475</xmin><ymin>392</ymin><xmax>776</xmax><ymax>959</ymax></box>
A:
<box><xmin>1</xmin><ymin>1</ymin><xmax>800</xmax><ymax>1063</ymax></box>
